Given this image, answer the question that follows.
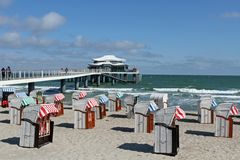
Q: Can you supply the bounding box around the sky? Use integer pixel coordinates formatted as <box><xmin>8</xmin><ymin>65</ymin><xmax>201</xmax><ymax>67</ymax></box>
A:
<box><xmin>0</xmin><ymin>0</ymin><xmax>240</xmax><ymax>75</ymax></box>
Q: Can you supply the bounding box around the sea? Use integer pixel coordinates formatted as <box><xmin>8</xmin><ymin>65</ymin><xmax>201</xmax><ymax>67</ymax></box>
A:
<box><xmin>10</xmin><ymin>75</ymin><xmax>240</xmax><ymax>111</ymax></box>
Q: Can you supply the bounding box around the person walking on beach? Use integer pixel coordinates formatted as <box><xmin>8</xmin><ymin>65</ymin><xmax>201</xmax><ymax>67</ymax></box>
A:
<box><xmin>65</xmin><ymin>67</ymin><xmax>68</xmax><ymax>74</ymax></box>
<box><xmin>1</xmin><ymin>67</ymin><xmax>5</xmax><ymax>80</ymax></box>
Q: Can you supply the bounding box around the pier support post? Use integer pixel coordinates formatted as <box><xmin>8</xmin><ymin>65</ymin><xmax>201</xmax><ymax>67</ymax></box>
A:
<box><xmin>97</xmin><ymin>75</ymin><xmax>101</xmax><ymax>86</ymax></box>
<box><xmin>84</xmin><ymin>76</ymin><xmax>88</xmax><ymax>88</ymax></box>
<box><xmin>75</xmin><ymin>77</ymin><xmax>80</xmax><ymax>90</ymax></box>
<box><xmin>102</xmin><ymin>76</ymin><xmax>105</xmax><ymax>83</ymax></box>
<box><xmin>124</xmin><ymin>74</ymin><xmax>127</xmax><ymax>81</ymax></box>
<box><xmin>28</xmin><ymin>82</ymin><xmax>35</xmax><ymax>95</ymax></box>
<box><xmin>112</xmin><ymin>79</ymin><xmax>115</xmax><ymax>86</ymax></box>
<box><xmin>60</xmin><ymin>79</ymin><xmax>66</xmax><ymax>93</ymax></box>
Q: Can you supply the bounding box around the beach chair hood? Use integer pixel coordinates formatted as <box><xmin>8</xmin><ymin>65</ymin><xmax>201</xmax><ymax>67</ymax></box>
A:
<box><xmin>29</xmin><ymin>90</ymin><xmax>42</xmax><ymax>98</ymax></box>
<box><xmin>199</xmin><ymin>98</ymin><xmax>213</xmax><ymax>110</ymax></box>
<box><xmin>95</xmin><ymin>94</ymin><xmax>109</xmax><ymax>104</ymax></box>
<box><xmin>21</xmin><ymin>105</ymin><xmax>40</xmax><ymax>124</ymax></box>
<box><xmin>134</xmin><ymin>100</ymin><xmax>159</xmax><ymax>115</ymax></box>
<box><xmin>73</xmin><ymin>98</ymin><xmax>89</xmax><ymax>112</ymax></box>
<box><xmin>108</xmin><ymin>92</ymin><xmax>117</xmax><ymax>101</ymax></box>
<box><xmin>123</xmin><ymin>95</ymin><xmax>135</xmax><ymax>107</ymax></box>
<box><xmin>215</xmin><ymin>103</ymin><xmax>237</xmax><ymax>119</ymax></box>
<box><xmin>155</xmin><ymin>107</ymin><xmax>177</xmax><ymax>126</ymax></box>
<box><xmin>9</xmin><ymin>97</ymin><xmax>22</xmax><ymax>109</ymax></box>
<box><xmin>72</xmin><ymin>92</ymin><xmax>80</xmax><ymax>100</ymax></box>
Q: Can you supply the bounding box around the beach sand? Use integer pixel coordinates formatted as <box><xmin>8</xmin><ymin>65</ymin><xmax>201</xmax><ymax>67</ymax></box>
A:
<box><xmin>0</xmin><ymin>106</ymin><xmax>240</xmax><ymax>160</ymax></box>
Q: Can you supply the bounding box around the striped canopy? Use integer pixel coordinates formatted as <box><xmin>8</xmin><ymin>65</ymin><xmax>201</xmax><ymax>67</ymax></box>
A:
<box><xmin>148</xmin><ymin>101</ymin><xmax>158</xmax><ymax>112</ymax></box>
<box><xmin>86</xmin><ymin>98</ymin><xmax>98</xmax><ymax>109</ymax></box>
<box><xmin>21</xmin><ymin>97</ymin><xmax>36</xmax><ymax>107</ymax></box>
<box><xmin>54</xmin><ymin>93</ymin><xmax>65</xmax><ymax>101</ymax></box>
<box><xmin>79</xmin><ymin>91</ymin><xmax>87</xmax><ymax>99</ymax></box>
<box><xmin>38</xmin><ymin>103</ymin><xmax>58</xmax><ymax>119</ymax></box>
<box><xmin>16</xmin><ymin>92</ymin><xmax>28</xmax><ymax>98</ymax></box>
<box><xmin>116</xmin><ymin>92</ymin><xmax>123</xmax><ymax>99</ymax></box>
<box><xmin>99</xmin><ymin>95</ymin><xmax>109</xmax><ymax>104</ymax></box>
<box><xmin>1</xmin><ymin>87</ymin><xmax>15</xmax><ymax>93</ymax></box>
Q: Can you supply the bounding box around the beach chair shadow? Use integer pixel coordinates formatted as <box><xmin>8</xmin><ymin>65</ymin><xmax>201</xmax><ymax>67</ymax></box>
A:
<box><xmin>108</xmin><ymin>114</ymin><xmax>127</xmax><ymax>118</ymax></box>
<box><xmin>111</xmin><ymin>127</ymin><xmax>134</xmax><ymax>132</ymax></box>
<box><xmin>0</xmin><ymin>110</ymin><xmax>9</xmax><ymax>114</ymax></box>
<box><xmin>55</xmin><ymin>123</ymin><xmax>74</xmax><ymax>129</ymax></box>
<box><xmin>118</xmin><ymin>143</ymin><xmax>153</xmax><ymax>153</ymax></box>
<box><xmin>179</xmin><ymin>119</ymin><xmax>199</xmax><ymax>123</ymax></box>
<box><xmin>0</xmin><ymin>119</ymin><xmax>10</xmax><ymax>124</ymax></box>
<box><xmin>1</xmin><ymin>137</ymin><xmax>19</xmax><ymax>145</ymax></box>
<box><xmin>185</xmin><ymin>130</ymin><xmax>214</xmax><ymax>137</ymax></box>
<box><xmin>186</xmin><ymin>112</ymin><xmax>199</xmax><ymax>116</ymax></box>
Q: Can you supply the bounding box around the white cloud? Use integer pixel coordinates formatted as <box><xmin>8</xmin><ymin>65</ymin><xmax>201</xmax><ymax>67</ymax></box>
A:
<box><xmin>26</xmin><ymin>12</ymin><xmax>66</xmax><ymax>32</ymax></box>
<box><xmin>0</xmin><ymin>12</ymin><xmax>66</xmax><ymax>33</ymax></box>
<box><xmin>0</xmin><ymin>32</ymin><xmax>21</xmax><ymax>47</ymax></box>
<box><xmin>0</xmin><ymin>0</ymin><xmax>12</xmax><ymax>7</ymax></box>
<box><xmin>222</xmin><ymin>12</ymin><xmax>240</xmax><ymax>18</ymax></box>
<box><xmin>0</xmin><ymin>32</ymin><xmax>58</xmax><ymax>48</ymax></box>
<box><xmin>73</xmin><ymin>35</ymin><xmax>146</xmax><ymax>52</ymax></box>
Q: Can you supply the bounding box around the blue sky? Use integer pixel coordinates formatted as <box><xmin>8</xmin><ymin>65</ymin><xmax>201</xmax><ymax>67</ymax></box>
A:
<box><xmin>0</xmin><ymin>0</ymin><xmax>240</xmax><ymax>75</ymax></box>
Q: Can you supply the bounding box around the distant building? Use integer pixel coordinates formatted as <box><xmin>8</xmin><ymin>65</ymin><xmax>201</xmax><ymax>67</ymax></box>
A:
<box><xmin>88</xmin><ymin>55</ymin><xmax>129</xmax><ymax>72</ymax></box>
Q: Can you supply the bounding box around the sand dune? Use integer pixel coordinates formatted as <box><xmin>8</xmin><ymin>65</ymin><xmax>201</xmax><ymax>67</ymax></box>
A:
<box><xmin>0</xmin><ymin>106</ymin><xmax>240</xmax><ymax>160</ymax></box>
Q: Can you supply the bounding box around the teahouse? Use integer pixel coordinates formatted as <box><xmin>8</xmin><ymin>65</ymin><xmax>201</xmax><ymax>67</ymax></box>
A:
<box><xmin>19</xmin><ymin>104</ymin><xmax>58</xmax><ymax>148</ymax></box>
<box><xmin>88</xmin><ymin>55</ymin><xmax>128</xmax><ymax>72</ymax></box>
<box><xmin>215</xmin><ymin>103</ymin><xmax>238</xmax><ymax>138</ymax></box>
<box><xmin>154</xmin><ymin>106</ymin><xmax>185</xmax><ymax>156</ymax></box>
<box><xmin>134</xmin><ymin>101</ymin><xmax>158</xmax><ymax>133</ymax></box>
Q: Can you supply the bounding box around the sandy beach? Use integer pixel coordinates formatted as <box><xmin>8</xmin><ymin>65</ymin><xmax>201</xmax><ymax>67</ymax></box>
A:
<box><xmin>0</xmin><ymin>105</ymin><xmax>240</xmax><ymax>160</ymax></box>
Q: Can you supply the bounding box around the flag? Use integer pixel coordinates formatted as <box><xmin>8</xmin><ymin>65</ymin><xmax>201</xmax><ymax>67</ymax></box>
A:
<box><xmin>229</xmin><ymin>104</ymin><xmax>239</xmax><ymax>116</ymax></box>
<box><xmin>211</xmin><ymin>99</ymin><xmax>218</xmax><ymax>107</ymax></box>
<box><xmin>175</xmin><ymin>106</ymin><xmax>186</xmax><ymax>120</ymax></box>
<box><xmin>148</xmin><ymin>101</ymin><xmax>158</xmax><ymax>112</ymax></box>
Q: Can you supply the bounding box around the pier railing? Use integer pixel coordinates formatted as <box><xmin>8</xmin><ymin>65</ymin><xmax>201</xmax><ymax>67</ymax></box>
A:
<box><xmin>0</xmin><ymin>68</ymin><xmax>139</xmax><ymax>81</ymax></box>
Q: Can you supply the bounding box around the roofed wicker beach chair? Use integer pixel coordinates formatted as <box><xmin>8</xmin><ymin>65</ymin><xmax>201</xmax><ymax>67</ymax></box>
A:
<box><xmin>123</xmin><ymin>94</ymin><xmax>138</xmax><ymax>119</ymax></box>
<box><xmin>29</xmin><ymin>90</ymin><xmax>44</xmax><ymax>104</ymax></box>
<box><xmin>19</xmin><ymin>104</ymin><xmax>58</xmax><ymax>148</ymax></box>
<box><xmin>73</xmin><ymin>98</ymin><xmax>98</xmax><ymax>129</ymax></box>
<box><xmin>94</xmin><ymin>94</ymin><xmax>109</xmax><ymax>119</ymax></box>
<box><xmin>0</xmin><ymin>87</ymin><xmax>15</xmax><ymax>107</ymax></box>
<box><xmin>197</xmin><ymin>95</ymin><xmax>217</xmax><ymax>124</ymax></box>
<box><xmin>215</xmin><ymin>103</ymin><xmax>239</xmax><ymax>138</ymax></box>
<box><xmin>134</xmin><ymin>100</ymin><xmax>158</xmax><ymax>133</ymax></box>
<box><xmin>154</xmin><ymin>106</ymin><xmax>185</xmax><ymax>156</ymax></box>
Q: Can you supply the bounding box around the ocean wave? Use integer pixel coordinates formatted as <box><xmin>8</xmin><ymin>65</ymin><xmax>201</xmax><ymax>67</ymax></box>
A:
<box><xmin>153</xmin><ymin>88</ymin><xmax>240</xmax><ymax>95</ymax></box>
<box><xmin>77</xmin><ymin>87</ymin><xmax>133</xmax><ymax>92</ymax></box>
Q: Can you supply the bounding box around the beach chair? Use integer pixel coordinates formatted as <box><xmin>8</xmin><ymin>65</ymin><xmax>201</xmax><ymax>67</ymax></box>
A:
<box><xmin>123</xmin><ymin>94</ymin><xmax>138</xmax><ymax>119</ymax></box>
<box><xmin>72</xmin><ymin>91</ymin><xmax>87</xmax><ymax>107</ymax></box>
<box><xmin>108</xmin><ymin>92</ymin><xmax>123</xmax><ymax>112</ymax></box>
<box><xmin>215</xmin><ymin>103</ymin><xmax>239</xmax><ymax>138</ymax></box>
<box><xmin>29</xmin><ymin>90</ymin><xmax>44</xmax><ymax>104</ymax></box>
<box><xmin>154</xmin><ymin>106</ymin><xmax>185</xmax><ymax>156</ymax></box>
<box><xmin>94</xmin><ymin>94</ymin><xmax>109</xmax><ymax>119</ymax></box>
<box><xmin>150</xmin><ymin>93</ymin><xmax>168</xmax><ymax>109</ymax></box>
<box><xmin>0</xmin><ymin>87</ymin><xmax>15</xmax><ymax>107</ymax></box>
<box><xmin>73</xmin><ymin>98</ymin><xmax>98</xmax><ymax>129</ymax></box>
<box><xmin>45</xmin><ymin>93</ymin><xmax>65</xmax><ymax>117</ymax></box>
<box><xmin>19</xmin><ymin>104</ymin><xmax>58</xmax><ymax>148</ymax></box>
<box><xmin>9</xmin><ymin>96</ymin><xmax>36</xmax><ymax>125</ymax></box>
<box><xmin>197</xmin><ymin>95</ymin><xmax>216</xmax><ymax>124</ymax></box>
<box><xmin>134</xmin><ymin>100</ymin><xmax>158</xmax><ymax>133</ymax></box>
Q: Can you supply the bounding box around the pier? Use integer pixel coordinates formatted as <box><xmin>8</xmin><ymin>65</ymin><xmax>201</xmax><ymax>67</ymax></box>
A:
<box><xmin>0</xmin><ymin>69</ymin><xmax>141</xmax><ymax>93</ymax></box>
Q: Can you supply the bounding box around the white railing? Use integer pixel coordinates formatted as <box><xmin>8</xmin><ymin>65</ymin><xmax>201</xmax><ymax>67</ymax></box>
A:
<box><xmin>0</xmin><ymin>68</ymin><xmax>139</xmax><ymax>81</ymax></box>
